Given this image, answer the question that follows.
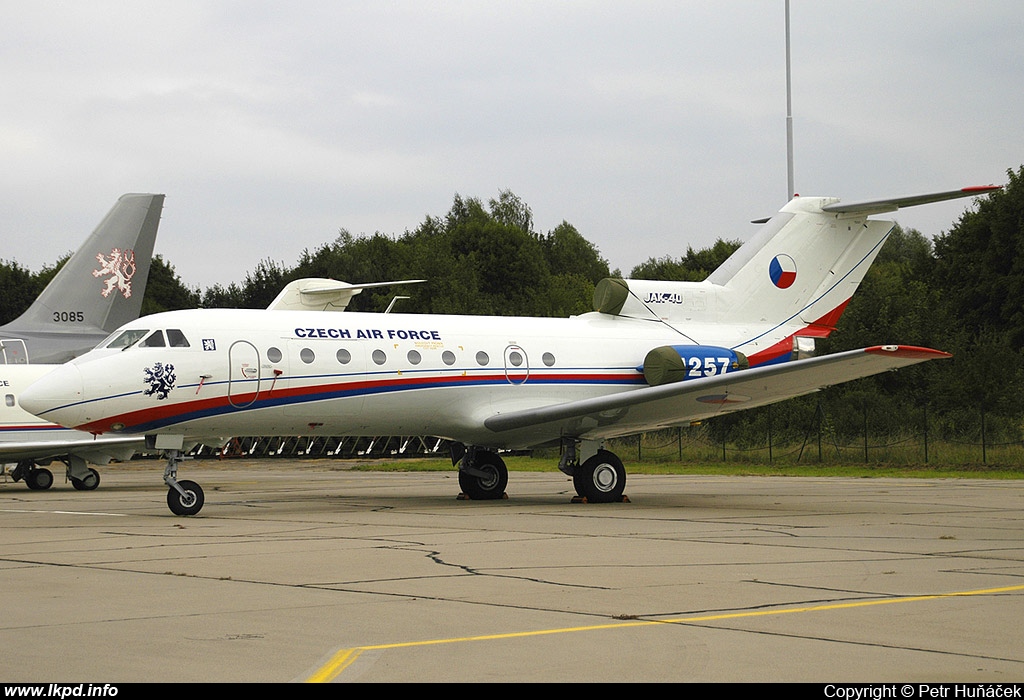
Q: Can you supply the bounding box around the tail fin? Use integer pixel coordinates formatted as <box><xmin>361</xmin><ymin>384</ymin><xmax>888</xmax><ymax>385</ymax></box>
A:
<box><xmin>703</xmin><ymin>195</ymin><xmax>895</xmax><ymax>332</ymax></box>
<box><xmin>0</xmin><ymin>194</ymin><xmax>164</xmax><ymax>363</ymax></box>
<box><xmin>706</xmin><ymin>187</ymin><xmax>1000</xmax><ymax>333</ymax></box>
<box><xmin>593</xmin><ymin>186</ymin><xmax>999</xmax><ymax>363</ymax></box>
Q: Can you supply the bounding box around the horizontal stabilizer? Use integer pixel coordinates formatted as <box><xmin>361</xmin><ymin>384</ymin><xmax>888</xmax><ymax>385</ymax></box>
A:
<box><xmin>820</xmin><ymin>186</ymin><xmax>1001</xmax><ymax>216</ymax></box>
<box><xmin>267</xmin><ymin>278</ymin><xmax>425</xmax><ymax>312</ymax></box>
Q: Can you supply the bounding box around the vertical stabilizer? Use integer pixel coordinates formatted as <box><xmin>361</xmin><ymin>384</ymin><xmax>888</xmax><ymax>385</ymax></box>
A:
<box><xmin>10</xmin><ymin>194</ymin><xmax>163</xmax><ymax>333</ymax></box>
<box><xmin>592</xmin><ymin>186</ymin><xmax>998</xmax><ymax>366</ymax></box>
<box><xmin>705</xmin><ymin>196</ymin><xmax>894</xmax><ymax>330</ymax></box>
<box><xmin>0</xmin><ymin>193</ymin><xmax>164</xmax><ymax>363</ymax></box>
<box><xmin>594</xmin><ymin>197</ymin><xmax>895</xmax><ymax>333</ymax></box>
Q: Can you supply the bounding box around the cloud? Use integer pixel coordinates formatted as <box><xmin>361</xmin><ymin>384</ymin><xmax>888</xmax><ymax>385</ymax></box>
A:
<box><xmin>0</xmin><ymin>1</ymin><xmax>1020</xmax><ymax>288</ymax></box>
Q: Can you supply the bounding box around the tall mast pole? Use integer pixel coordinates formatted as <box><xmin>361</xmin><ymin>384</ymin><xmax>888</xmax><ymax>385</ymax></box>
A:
<box><xmin>785</xmin><ymin>0</ymin><xmax>795</xmax><ymax>199</ymax></box>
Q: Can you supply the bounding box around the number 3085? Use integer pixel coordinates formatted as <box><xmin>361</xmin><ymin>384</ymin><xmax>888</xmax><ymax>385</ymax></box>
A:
<box><xmin>53</xmin><ymin>311</ymin><xmax>85</xmax><ymax>322</ymax></box>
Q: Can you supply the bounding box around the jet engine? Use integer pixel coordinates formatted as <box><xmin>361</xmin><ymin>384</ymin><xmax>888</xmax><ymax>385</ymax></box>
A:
<box><xmin>641</xmin><ymin>345</ymin><xmax>749</xmax><ymax>386</ymax></box>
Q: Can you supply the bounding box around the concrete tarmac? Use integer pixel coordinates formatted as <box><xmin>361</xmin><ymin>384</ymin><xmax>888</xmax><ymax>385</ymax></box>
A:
<box><xmin>2</xmin><ymin>459</ymin><xmax>1023</xmax><ymax>683</ymax></box>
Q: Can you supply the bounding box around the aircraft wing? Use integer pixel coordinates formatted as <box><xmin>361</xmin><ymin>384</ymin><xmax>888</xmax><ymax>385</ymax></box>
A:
<box><xmin>0</xmin><ymin>435</ymin><xmax>145</xmax><ymax>465</ymax></box>
<box><xmin>484</xmin><ymin>346</ymin><xmax>949</xmax><ymax>441</ymax></box>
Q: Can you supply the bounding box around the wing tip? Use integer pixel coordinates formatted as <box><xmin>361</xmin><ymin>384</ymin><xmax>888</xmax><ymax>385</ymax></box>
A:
<box><xmin>865</xmin><ymin>345</ymin><xmax>952</xmax><ymax>360</ymax></box>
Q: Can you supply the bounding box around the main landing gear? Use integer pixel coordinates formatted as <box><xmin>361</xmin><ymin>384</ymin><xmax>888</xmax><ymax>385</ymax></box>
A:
<box><xmin>570</xmin><ymin>449</ymin><xmax>627</xmax><ymax>503</ymax></box>
<box><xmin>454</xmin><ymin>445</ymin><xmax>509</xmax><ymax>500</ymax></box>
<box><xmin>70</xmin><ymin>468</ymin><xmax>101</xmax><ymax>491</ymax></box>
<box><xmin>453</xmin><ymin>440</ymin><xmax>628</xmax><ymax>504</ymax></box>
<box><xmin>163</xmin><ymin>449</ymin><xmax>205</xmax><ymax>516</ymax></box>
<box><xmin>66</xmin><ymin>455</ymin><xmax>100</xmax><ymax>491</ymax></box>
<box><xmin>11</xmin><ymin>461</ymin><xmax>54</xmax><ymax>491</ymax></box>
<box><xmin>9</xmin><ymin>457</ymin><xmax>100</xmax><ymax>491</ymax></box>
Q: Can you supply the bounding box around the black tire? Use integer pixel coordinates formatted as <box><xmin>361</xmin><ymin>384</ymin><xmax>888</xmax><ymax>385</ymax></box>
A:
<box><xmin>71</xmin><ymin>468</ymin><xmax>101</xmax><ymax>491</ymax></box>
<box><xmin>167</xmin><ymin>479</ymin><xmax>205</xmax><ymax>516</ymax></box>
<box><xmin>26</xmin><ymin>468</ymin><xmax>54</xmax><ymax>491</ymax></box>
<box><xmin>572</xmin><ymin>470</ymin><xmax>587</xmax><ymax>498</ymax></box>
<box><xmin>458</xmin><ymin>451</ymin><xmax>508</xmax><ymax>500</ymax></box>
<box><xmin>575</xmin><ymin>450</ymin><xmax>626</xmax><ymax>503</ymax></box>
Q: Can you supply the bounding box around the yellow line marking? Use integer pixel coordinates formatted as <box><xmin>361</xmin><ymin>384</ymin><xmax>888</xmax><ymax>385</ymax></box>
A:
<box><xmin>305</xmin><ymin>584</ymin><xmax>1024</xmax><ymax>682</ymax></box>
<box><xmin>306</xmin><ymin>648</ymin><xmax>363</xmax><ymax>683</ymax></box>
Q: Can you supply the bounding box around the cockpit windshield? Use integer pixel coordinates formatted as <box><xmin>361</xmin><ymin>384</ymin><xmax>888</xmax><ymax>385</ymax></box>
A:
<box><xmin>167</xmin><ymin>329</ymin><xmax>191</xmax><ymax>347</ymax></box>
<box><xmin>102</xmin><ymin>328</ymin><xmax>191</xmax><ymax>350</ymax></box>
<box><xmin>139</xmin><ymin>331</ymin><xmax>166</xmax><ymax>347</ymax></box>
<box><xmin>104</xmin><ymin>329</ymin><xmax>149</xmax><ymax>350</ymax></box>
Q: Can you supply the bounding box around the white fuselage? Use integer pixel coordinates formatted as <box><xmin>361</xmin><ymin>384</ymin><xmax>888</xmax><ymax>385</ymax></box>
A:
<box><xmin>22</xmin><ymin>307</ymin><xmax>790</xmax><ymax>449</ymax></box>
<box><xmin>0</xmin><ymin>363</ymin><xmax>138</xmax><ymax>465</ymax></box>
<box><xmin>0</xmin><ymin>364</ymin><xmax>74</xmax><ymax>456</ymax></box>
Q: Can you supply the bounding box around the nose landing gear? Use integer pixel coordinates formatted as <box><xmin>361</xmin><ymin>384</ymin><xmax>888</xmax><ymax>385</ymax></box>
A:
<box><xmin>162</xmin><ymin>449</ymin><xmax>205</xmax><ymax>516</ymax></box>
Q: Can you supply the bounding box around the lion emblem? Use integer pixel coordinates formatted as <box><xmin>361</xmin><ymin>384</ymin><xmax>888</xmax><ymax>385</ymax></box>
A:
<box><xmin>143</xmin><ymin>362</ymin><xmax>176</xmax><ymax>400</ymax></box>
<box><xmin>93</xmin><ymin>247</ymin><xmax>137</xmax><ymax>299</ymax></box>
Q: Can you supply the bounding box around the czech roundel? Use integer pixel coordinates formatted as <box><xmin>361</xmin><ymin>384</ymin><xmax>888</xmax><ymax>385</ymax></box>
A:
<box><xmin>769</xmin><ymin>254</ymin><xmax>797</xmax><ymax>289</ymax></box>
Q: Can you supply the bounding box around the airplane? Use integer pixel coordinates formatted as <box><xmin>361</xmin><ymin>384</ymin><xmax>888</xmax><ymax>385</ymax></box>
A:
<box><xmin>1</xmin><ymin>193</ymin><xmax>164</xmax><ymax>490</ymax></box>
<box><xmin>19</xmin><ymin>186</ymin><xmax>1000</xmax><ymax>515</ymax></box>
<box><xmin>1</xmin><ymin>364</ymin><xmax>142</xmax><ymax>490</ymax></box>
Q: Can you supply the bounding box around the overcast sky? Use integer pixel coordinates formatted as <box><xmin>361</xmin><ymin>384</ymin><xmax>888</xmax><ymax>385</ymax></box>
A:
<box><xmin>2</xmin><ymin>1</ymin><xmax>1020</xmax><ymax>291</ymax></box>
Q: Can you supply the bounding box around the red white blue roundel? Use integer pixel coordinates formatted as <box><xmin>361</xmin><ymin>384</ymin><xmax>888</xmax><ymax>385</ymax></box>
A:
<box><xmin>769</xmin><ymin>254</ymin><xmax>797</xmax><ymax>289</ymax></box>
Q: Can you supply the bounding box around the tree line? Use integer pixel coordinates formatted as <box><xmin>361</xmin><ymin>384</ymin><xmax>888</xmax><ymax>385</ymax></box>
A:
<box><xmin>3</xmin><ymin>169</ymin><xmax>1023</xmax><ymax>448</ymax></box>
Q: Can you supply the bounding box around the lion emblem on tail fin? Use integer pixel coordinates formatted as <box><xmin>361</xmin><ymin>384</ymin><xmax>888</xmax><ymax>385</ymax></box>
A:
<box><xmin>93</xmin><ymin>247</ymin><xmax>137</xmax><ymax>299</ymax></box>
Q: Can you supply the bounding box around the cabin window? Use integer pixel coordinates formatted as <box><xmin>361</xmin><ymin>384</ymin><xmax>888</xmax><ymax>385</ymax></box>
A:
<box><xmin>508</xmin><ymin>351</ymin><xmax>523</xmax><ymax>367</ymax></box>
<box><xmin>372</xmin><ymin>349</ymin><xmax>387</xmax><ymax>365</ymax></box>
<box><xmin>336</xmin><ymin>348</ymin><xmax>351</xmax><ymax>364</ymax></box>
<box><xmin>300</xmin><ymin>348</ymin><xmax>315</xmax><ymax>364</ymax></box>
<box><xmin>475</xmin><ymin>351</ymin><xmax>489</xmax><ymax>366</ymax></box>
<box><xmin>167</xmin><ymin>329</ymin><xmax>190</xmax><ymax>348</ymax></box>
<box><xmin>407</xmin><ymin>350</ymin><xmax>421</xmax><ymax>365</ymax></box>
<box><xmin>139</xmin><ymin>331</ymin><xmax>166</xmax><ymax>348</ymax></box>
<box><xmin>542</xmin><ymin>352</ymin><xmax>556</xmax><ymax>367</ymax></box>
<box><xmin>106</xmin><ymin>329</ymin><xmax>148</xmax><ymax>349</ymax></box>
<box><xmin>5</xmin><ymin>394</ymin><xmax>13</xmax><ymax>407</ymax></box>
<box><xmin>441</xmin><ymin>350</ymin><xmax>456</xmax><ymax>366</ymax></box>
<box><xmin>267</xmin><ymin>347</ymin><xmax>283</xmax><ymax>363</ymax></box>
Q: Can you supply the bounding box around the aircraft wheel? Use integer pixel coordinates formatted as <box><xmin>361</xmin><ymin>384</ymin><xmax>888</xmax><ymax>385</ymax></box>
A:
<box><xmin>572</xmin><ymin>470</ymin><xmax>587</xmax><ymax>498</ymax></box>
<box><xmin>575</xmin><ymin>450</ymin><xmax>626</xmax><ymax>503</ymax></box>
<box><xmin>167</xmin><ymin>480</ymin><xmax>205</xmax><ymax>516</ymax></box>
<box><xmin>72</xmin><ymin>469</ymin><xmax>101</xmax><ymax>491</ymax></box>
<box><xmin>26</xmin><ymin>468</ymin><xmax>54</xmax><ymax>491</ymax></box>
<box><xmin>458</xmin><ymin>452</ymin><xmax>508</xmax><ymax>500</ymax></box>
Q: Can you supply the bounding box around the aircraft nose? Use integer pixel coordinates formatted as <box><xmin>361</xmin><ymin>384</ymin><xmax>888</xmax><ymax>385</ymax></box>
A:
<box><xmin>20</xmin><ymin>363</ymin><xmax>85</xmax><ymax>427</ymax></box>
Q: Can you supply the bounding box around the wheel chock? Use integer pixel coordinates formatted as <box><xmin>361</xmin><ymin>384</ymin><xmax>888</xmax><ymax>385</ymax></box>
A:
<box><xmin>570</xmin><ymin>494</ymin><xmax>630</xmax><ymax>504</ymax></box>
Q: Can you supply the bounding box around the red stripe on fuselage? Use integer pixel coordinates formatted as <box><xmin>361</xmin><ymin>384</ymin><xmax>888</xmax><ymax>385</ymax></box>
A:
<box><xmin>73</xmin><ymin>370</ymin><xmax>641</xmax><ymax>434</ymax></box>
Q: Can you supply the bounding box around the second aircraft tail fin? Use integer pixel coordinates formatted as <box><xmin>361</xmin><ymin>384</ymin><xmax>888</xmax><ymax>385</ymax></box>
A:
<box><xmin>7</xmin><ymin>193</ymin><xmax>164</xmax><ymax>335</ymax></box>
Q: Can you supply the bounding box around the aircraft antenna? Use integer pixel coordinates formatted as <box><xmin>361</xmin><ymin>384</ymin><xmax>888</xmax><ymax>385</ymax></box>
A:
<box><xmin>385</xmin><ymin>296</ymin><xmax>410</xmax><ymax>313</ymax></box>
